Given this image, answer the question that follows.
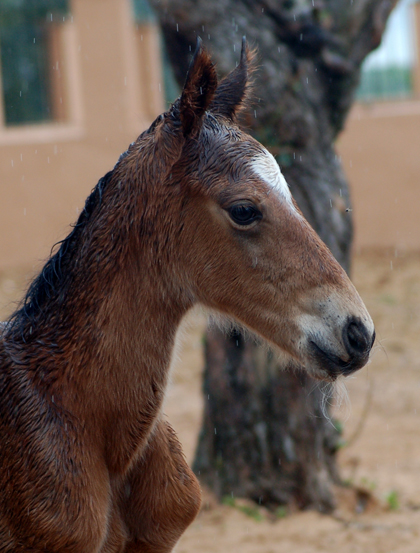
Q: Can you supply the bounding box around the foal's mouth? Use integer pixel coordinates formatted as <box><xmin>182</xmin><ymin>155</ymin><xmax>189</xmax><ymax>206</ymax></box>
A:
<box><xmin>308</xmin><ymin>340</ymin><xmax>372</xmax><ymax>381</ymax></box>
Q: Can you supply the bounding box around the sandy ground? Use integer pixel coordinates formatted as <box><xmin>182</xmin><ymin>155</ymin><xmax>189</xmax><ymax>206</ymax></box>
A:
<box><xmin>1</xmin><ymin>249</ymin><xmax>420</xmax><ymax>552</ymax></box>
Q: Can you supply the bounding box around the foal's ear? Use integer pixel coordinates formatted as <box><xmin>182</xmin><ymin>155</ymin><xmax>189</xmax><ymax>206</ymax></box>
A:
<box><xmin>179</xmin><ymin>38</ymin><xmax>218</xmax><ymax>136</ymax></box>
<box><xmin>211</xmin><ymin>37</ymin><xmax>256</xmax><ymax>121</ymax></box>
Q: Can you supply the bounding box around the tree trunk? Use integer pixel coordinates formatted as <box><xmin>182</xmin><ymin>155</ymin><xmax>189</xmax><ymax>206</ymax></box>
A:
<box><xmin>153</xmin><ymin>0</ymin><xmax>395</xmax><ymax>512</ymax></box>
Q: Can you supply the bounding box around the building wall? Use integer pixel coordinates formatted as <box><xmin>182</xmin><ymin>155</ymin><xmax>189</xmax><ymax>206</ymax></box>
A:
<box><xmin>337</xmin><ymin>101</ymin><xmax>420</xmax><ymax>251</ymax></box>
<box><xmin>0</xmin><ymin>0</ymin><xmax>164</xmax><ymax>272</ymax></box>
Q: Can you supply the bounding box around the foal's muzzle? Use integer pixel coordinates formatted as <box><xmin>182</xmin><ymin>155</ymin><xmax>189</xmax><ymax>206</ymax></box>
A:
<box><xmin>310</xmin><ymin>317</ymin><xmax>375</xmax><ymax>380</ymax></box>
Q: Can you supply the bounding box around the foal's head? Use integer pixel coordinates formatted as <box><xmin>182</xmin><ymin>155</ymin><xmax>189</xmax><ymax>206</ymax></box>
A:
<box><xmin>129</xmin><ymin>38</ymin><xmax>374</xmax><ymax>381</ymax></box>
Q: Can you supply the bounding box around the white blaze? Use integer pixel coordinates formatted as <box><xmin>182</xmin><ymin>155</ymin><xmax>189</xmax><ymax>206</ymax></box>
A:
<box><xmin>251</xmin><ymin>149</ymin><xmax>296</xmax><ymax>211</ymax></box>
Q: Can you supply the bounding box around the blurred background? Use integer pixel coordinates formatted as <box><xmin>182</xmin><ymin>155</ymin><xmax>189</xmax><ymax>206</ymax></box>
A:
<box><xmin>1</xmin><ymin>1</ymin><xmax>420</xmax><ymax>552</ymax></box>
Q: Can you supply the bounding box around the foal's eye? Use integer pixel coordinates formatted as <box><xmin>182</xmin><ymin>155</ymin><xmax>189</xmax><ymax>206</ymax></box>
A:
<box><xmin>228</xmin><ymin>204</ymin><xmax>262</xmax><ymax>226</ymax></box>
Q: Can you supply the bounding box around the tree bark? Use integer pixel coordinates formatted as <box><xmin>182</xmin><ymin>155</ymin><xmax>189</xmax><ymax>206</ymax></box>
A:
<box><xmin>153</xmin><ymin>0</ymin><xmax>395</xmax><ymax>512</ymax></box>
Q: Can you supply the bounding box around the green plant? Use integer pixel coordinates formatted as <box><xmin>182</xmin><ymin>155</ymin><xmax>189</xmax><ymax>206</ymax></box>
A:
<box><xmin>360</xmin><ymin>477</ymin><xmax>377</xmax><ymax>491</ymax></box>
<box><xmin>386</xmin><ymin>490</ymin><xmax>399</xmax><ymax>511</ymax></box>
<box><xmin>275</xmin><ymin>506</ymin><xmax>287</xmax><ymax>519</ymax></box>
<box><xmin>221</xmin><ymin>496</ymin><xmax>263</xmax><ymax>521</ymax></box>
<box><xmin>221</xmin><ymin>495</ymin><xmax>236</xmax><ymax>507</ymax></box>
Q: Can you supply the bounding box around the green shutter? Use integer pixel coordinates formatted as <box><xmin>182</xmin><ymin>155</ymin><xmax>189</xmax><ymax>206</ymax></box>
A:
<box><xmin>0</xmin><ymin>0</ymin><xmax>69</xmax><ymax>125</ymax></box>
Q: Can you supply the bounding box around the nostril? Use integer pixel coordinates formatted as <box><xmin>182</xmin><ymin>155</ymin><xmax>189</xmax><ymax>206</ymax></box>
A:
<box><xmin>344</xmin><ymin>320</ymin><xmax>371</xmax><ymax>356</ymax></box>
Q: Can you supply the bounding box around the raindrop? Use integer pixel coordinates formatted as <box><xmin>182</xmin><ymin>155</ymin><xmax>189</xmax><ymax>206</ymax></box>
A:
<box><xmin>214</xmin><ymin>427</ymin><xmax>217</xmax><ymax>435</ymax></box>
<box><xmin>329</xmin><ymin>199</ymin><xmax>332</xmax><ymax>208</ymax></box>
<box><xmin>254</xmin><ymin>109</ymin><xmax>257</xmax><ymax>118</ymax></box>
<box><xmin>176</xmin><ymin>23</ymin><xmax>179</xmax><ymax>32</ymax></box>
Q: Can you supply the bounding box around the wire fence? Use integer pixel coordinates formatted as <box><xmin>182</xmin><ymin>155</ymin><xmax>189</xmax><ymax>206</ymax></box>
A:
<box><xmin>357</xmin><ymin>0</ymin><xmax>417</xmax><ymax>101</ymax></box>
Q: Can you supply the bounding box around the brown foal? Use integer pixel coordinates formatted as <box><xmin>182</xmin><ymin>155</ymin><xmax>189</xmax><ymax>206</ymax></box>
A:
<box><xmin>0</xmin><ymin>39</ymin><xmax>374</xmax><ymax>552</ymax></box>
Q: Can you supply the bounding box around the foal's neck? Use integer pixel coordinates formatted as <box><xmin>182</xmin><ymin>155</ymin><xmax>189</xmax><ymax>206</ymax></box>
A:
<box><xmin>69</xmin><ymin>222</ymin><xmax>188</xmax><ymax>472</ymax></box>
<box><xmin>28</xmin><ymin>170</ymin><xmax>189</xmax><ymax>473</ymax></box>
<box><xmin>90</xmin><ymin>263</ymin><xmax>188</xmax><ymax>472</ymax></box>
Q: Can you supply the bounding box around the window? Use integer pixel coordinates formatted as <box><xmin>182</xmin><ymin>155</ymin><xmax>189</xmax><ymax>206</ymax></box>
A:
<box><xmin>357</xmin><ymin>0</ymin><xmax>417</xmax><ymax>101</ymax></box>
<box><xmin>132</xmin><ymin>0</ymin><xmax>179</xmax><ymax>106</ymax></box>
<box><xmin>0</xmin><ymin>0</ymin><xmax>69</xmax><ymax>126</ymax></box>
